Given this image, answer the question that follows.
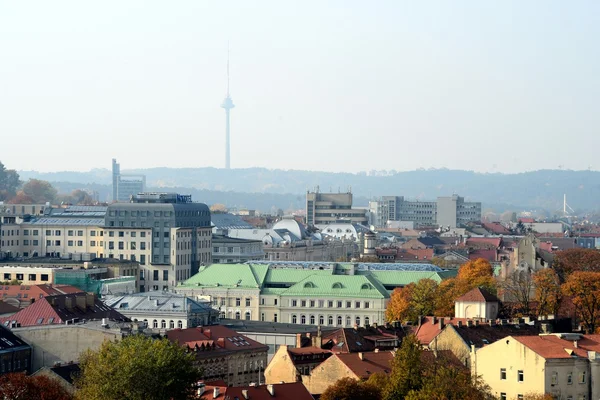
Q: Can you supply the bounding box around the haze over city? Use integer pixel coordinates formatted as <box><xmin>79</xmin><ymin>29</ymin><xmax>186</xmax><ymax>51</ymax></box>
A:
<box><xmin>1</xmin><ymin>1</ymin><xmax>599</xmax><ymax>173</ymax></box>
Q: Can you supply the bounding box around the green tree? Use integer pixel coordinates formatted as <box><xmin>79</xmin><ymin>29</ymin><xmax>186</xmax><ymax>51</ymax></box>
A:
<box><xmin>75</xmin><ymin>335</ymin><xmax>202</xmax><ymax>400</ymax></box>
<box><xmin>21</xmin><ymin>179</ymin><xmax>57</xmax><ymax>203</ymax></box>
<box><xmin>410</xmin><ymin>278</ymin><xmax>438</xmax><ymax>318</ymax></box>
<box><xmin>320</xmin><ymin>377</ymin><xmax>381</xmax><ymax>400</ymax></box>
<box><xmin>382</xmin><ymin>334</ymin><xmax>423</xmax><ymax>400</ymax></box>
<box><xmin>0</xmin><ymin>161</ymin><xmax>21</xmax><ymax>201</ymax></box>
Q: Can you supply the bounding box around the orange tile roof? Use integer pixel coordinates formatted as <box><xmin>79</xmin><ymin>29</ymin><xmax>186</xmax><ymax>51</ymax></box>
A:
<box><xmin>513</xmin><ymin>334</ymin><xmax>600</xmax><ymax>359</ymax></box>
<box><xmin>167</xmin><ymin>326</ymin><xmax>268</xmax><ymax>354</ymax></box>
<box><xmin>199</xmin><ymin>382</ymin><xmax>313</xmax><ymax>400</ymax></box>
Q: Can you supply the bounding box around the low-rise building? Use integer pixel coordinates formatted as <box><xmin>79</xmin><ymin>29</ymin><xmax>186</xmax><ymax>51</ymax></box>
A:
<box><xmin>104</xmin><ymin>292</ymin><xmax>218</xmax><ymax>331</ymax></box>
<box><xmin>473</xmin><ymin>333</ymin><xmax>600</xmax><ymax>400</ymax></box>
<box><xmin>0</xmin><ymin>284</ymin><xmax>83</xmax><ymax>309</ymax></box>
<box><xmin>166</xmin><ymin>325</ymin><xmax>269</xmax><ymax>386</ymax></box>
<box><xmin>0</xmin><ymin>324</ymin><xmax>31</xmax><ymax>375</ymax></box>
<box><xmin>0</xmin><ymin>292</ymin><xmax>128</xmax><ymax>328</ymax></box>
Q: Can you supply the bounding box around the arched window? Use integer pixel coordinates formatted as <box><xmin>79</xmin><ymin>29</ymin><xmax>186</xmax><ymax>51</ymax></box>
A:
<box><xmin>177</xmin><ymin>320</ymin><xmax>183</xmax><ymax>328</ymax></box>
<box><xmin>245</xmin><ymin>311</ymin><xmax>251</xmax><ymax>321</ymax></box>
<box><xmin>355</xmin><ymin>316</ymin><xmax>361</xmax><ymax>326</ymax></box>
<box><xmin>319</xmin><ymin>315</ymin><xmax>324</xmax><ymax>325</ymax></box>
<box><xmin>332</xmin><ymin>282</ymin><xmax>343</xmax><ymax>289</ymax></box>
<box><xmin>337</xmin><ymin>316</ymin><xmax>342</xmax><ymax>326</ymax></box>
<box><xmin>360</xmin><ymin>283</ymin><xmax>371</xmax><ymax>290</ymax></box>
<box><xmin>153</xmin><ymin>320</ymin><xmax>158</xmax><ymax>328</ymax></box>
<box><xmin>169</xmin><ymin>320</ymin><xmax>175</xmax><ymax>329</ymax></box>
<box><xmin>328</xmin><ymin>315</ymin><xmax>333</xmax><ymax>326</ymax></box>
<box><xmin>365</xmin><ymin>317</ymin><xmax>370</xmax><ymax>326</ymax></box>
<box><xmin>235</xmin><ymin>311</ymin><xmax>241</xmax><ymax>320</ymax></box>
<box><xmin>292</xmin><ymin>315</ymin><xmax>297</xmax><ymax>324</ymax></box>
<box><xmin>346</xmin><ymin>316</ymin><xmax>351</xmax><ymax>326</ymax></box>
<box><xmin>301</xmin><ymin>315</ymin><xmax>306</xmax><ymax>324</ymax></box>
<box><xmin>143</xmin><ymin>319</ymin><xmax>148</xmax><ymax>326</ymax></box>
<box><xmin>161</xmin><ymin>320</ymin><xmax>166</xmax><ymax>329</ymax></box>
<box><xmin>310</xmin><ymin>315</ymin><xmax>315</xmax><ymax>325</ymax></box>
<box><xmin>304</xmin><ymin>282</ymin><xmax>315</xmax><ymax>288</ymax></box>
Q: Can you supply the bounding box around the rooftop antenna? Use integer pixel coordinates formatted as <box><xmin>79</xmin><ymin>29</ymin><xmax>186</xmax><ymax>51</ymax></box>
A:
<box><xmin>221</xmin><ymin>41</ymin><xmax>235</xmax><ymax>169</ymax></box>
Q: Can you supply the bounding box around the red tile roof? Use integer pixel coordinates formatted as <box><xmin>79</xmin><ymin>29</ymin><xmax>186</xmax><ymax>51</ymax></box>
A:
<box><xmin>335</xmin><ymin>349</ymin><xmax>463</xmax><ymax>379</ymax></box>
<box><xmin>482</xmin><ymin>222</ymin><xmax>511</xmax><ymax>235</ymax></box>
<box><xmin>519</xmin><ymin>218</ymin><xmax>535</xmax><ymax>223</ymax></box>
<box><xmin>167</xmin><ymin>326</ymin><xmax>268</xmax><ymax>354</ymax></box>
<box><xmin>468</xmin><ymin>249</ymin><xmax>498</xmax><ymax>262</ymax></box>
<box><xmin>466</xmin><ymin>238</ymin><xmax>502</xmax><ymax>248</ymax></box>
<box><xmin>0</xmin><ymin>284</ymin><xmax>82</xmax><ymax>308</ymax></box>
<box><xmin>199</xmin><ymin>382</ymin><xmax>312</xmax><ymax>400</ymax></box>
<box><xmin>455</xmin><ymin>287</ymin><xmax>500</xmax><ymax>303</ymax></box>
<box><xmin>335</xmin><ymin>351</ymin><xmax>394</xmax><ymax>378</ymax></box>
<box><xmin>513</xmin><ymin>334</ymin><xmax>600</xmax><ymax>359</ymax></box>
<box><xmin>0</xmin><ymin>293</ymin><xmax>127</xmax><ymax>327</ymax></box>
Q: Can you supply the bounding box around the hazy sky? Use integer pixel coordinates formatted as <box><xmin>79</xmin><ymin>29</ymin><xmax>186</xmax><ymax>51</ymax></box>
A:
<box><xmin>1</xmin><ymin>1</ymin><xmax>598</xmax><ymax>174</ymax></box>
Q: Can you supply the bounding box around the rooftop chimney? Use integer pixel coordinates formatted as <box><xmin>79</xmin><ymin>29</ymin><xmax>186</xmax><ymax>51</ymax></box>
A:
<box><xmin>242</xmin><ymin>389</ymin><xmax>249</xmax><ymax>399</ymax></box>
<box><xmin>439</xmin><ymin>318</ymin><xmax>445</xmax><ymax>329</ymax></box>
<box><xmin>295</xmin><ymin>333</ymin><xmax>302</xmax><ymax>348</ymax></box>
<box><xmin>466</xmin><ymin>320</ymin><xmax>473</xmax><ymax>328</ymax></box>
<box><xmin>474</xmin><ymin>320</ymin><xmax>480</xmax><ymax>327</ymax></box>
<box><xmin>75</xmin><ymin>294</ymin><xmax>87</xmax><ymax>310</ymax></box>
<box><xmin>312</xmin><ymin>326</ymin><xmax>322</xmax><ymax>348</ymax></box>
<box><xmin>213</xmin><ymin>387</ymin><xmax>220</xmax><ymax>399</ymax></box>
<box><xmin>457</xmin><ymin>321</ymin><xmax>462</xmax><ymax>328</ymax></box>
<box><xmin>574</xmin><ymin>340</ymin><xmax>578</xmax><ymax>349</ymax></box>
<box><xmin>358</xmin><ymin>352</ymin><xmax>364</xmax><ymax>360</ymax></box>
<box><xmin>85</xmin><ymin>293</ymin><xmax>95</xmax><ymax>307</ymax></box>
<box><xmin>267</xmin><ymin>384</ymin><xmax>275</xmax><ymax>396</ymax></box>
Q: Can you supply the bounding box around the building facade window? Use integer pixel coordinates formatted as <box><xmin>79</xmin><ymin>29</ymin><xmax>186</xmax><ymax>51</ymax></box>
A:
<box><xmin>518</xmin><ymin>370</ymin><xmax>524</xmax><ymax>382</ymax></box>
<box><xmin>500</xmin><ymin>368</ymin><xmax>506</xmax><ymax>380</ymax></box>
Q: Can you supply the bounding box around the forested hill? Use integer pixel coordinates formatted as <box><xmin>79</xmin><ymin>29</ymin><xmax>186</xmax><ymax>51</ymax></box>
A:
<box><xmin>17</xmin><ymin>168</ymin><xmax>600</xmax><ymax>212</ymax></box>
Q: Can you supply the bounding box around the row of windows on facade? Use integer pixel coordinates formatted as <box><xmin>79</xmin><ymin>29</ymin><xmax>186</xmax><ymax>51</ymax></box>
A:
<box><xmin>290</xmin><ymin>299</ymin><xmax>371</xmax><ymax>309</ymax></box>
<box><xmin>500</xmin><ymin>368</ymin><xmax>586</xmax><ymax>385</ymax></box>
<box><xmin>290</xmin><ymin>314</ymin><xmax>371</xmax><ymax>326</ymax></box>
<box><xmin>108</xmin><ymin>210</ymin><xmax>209</xmax><ymax>218</ymax></box>
<box><xmin>138</xmin><ymin>318</ymin><xmax>184</xmax><ymax>329</ymax></box>
<box><xmin>0</xmin><ymin>358</ymin><xmax>27</xmax><ymax>373</ymax></box>
<box><xmin>2</xmin><ymin>273</ymin><xmax>49</xmax><ymax>282</ymax></box>
<box><xmin>2</xmin><ymin>229</ymin><xmax>103</xmax><ymax>237</ymax></box>
<box><xmin>212</xmin><ymin>298</ymin><xmax>256</xmax><ymax>307</ymax></box>
<box><xmin>213</xmin><ymin>246</ymin><xmax>260</xmax><ymax>253</ymax></box>
<box><xmin>500</xmin><ymin>394</ymin><xmax>585</xmax><ymax>400</ymax></box>
<box><xmin>107</xmin><ymin>220</ymin><xmax>210</xmax><ymax>228</ymax></box>
<box><xmin>137</xmin><ymin>268</ymin><xmax>189</xmax><ymax>282</ymax></box>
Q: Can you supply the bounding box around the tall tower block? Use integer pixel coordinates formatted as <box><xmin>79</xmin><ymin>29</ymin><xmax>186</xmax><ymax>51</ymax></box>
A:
<box><xmin>221</xmin><ymin>46</ymin><xmax>235</xmax><ymax>169</ymax></box>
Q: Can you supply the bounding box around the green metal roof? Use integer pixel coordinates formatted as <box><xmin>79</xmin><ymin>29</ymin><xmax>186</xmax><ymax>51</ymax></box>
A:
<box><xmin>264</xmin><ymin>268</ymin><xmax>332</xmax><ymax>284</ymax></box>
<box><xmin>282</xmin><ymin>274</ymin><xmax>389</xmax><ymax>299</ymax></box>
<box><xmin>180</xmin><ymin>264</ymin><xmax>456</xmax><ymax>296</ymax></box>
<box><xmin>181</xmin><ymin>263</ymin><xmax>268</xmax><ymax>289</ymax></box>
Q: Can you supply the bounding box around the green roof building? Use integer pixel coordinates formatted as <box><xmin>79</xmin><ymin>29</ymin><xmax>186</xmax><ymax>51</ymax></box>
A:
<box><xmin>175</xmin><ymin>261</ymin><xmax>457</xmax><ymax>329</ymax></box>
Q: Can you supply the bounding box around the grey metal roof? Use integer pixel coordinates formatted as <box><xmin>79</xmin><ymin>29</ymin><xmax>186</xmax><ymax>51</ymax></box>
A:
<box><xmin>25</xmin><ymin>217</ymin><xmax>105</xmax><ymax>226</ymax></box>
<box><xmin>103</xmin><ymin>292</ymin><xmax>214</xmax><ymax>314</ymax></box>
<box><xmin>245</xmin><ymin>260</ymin><xmax>442</xmax><ymax>272</ymax></box>
<box><xmin>211</xmin><ymin>213</ymin><xmax>254</xmax><ymax>229</ymax></box>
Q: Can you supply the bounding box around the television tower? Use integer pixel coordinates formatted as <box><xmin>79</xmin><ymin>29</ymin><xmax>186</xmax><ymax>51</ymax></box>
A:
<box><xmin>221</xmin><ymin>45</ymin><xmax>235</xmax><ymax>169</ymax></box>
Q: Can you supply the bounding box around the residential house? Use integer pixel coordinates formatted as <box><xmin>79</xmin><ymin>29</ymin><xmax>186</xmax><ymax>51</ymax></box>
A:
<box><xmin>0</xmin><ymin>292</ymin><xmax>128</xmax><ymax>328</ymax></box>
<box><xmin>473</xmin><ymin>333</ymin><xmax>600</xmax><ymax>400</ymax></box>
<box><xmin>0</xmin><ymin>284</ymin><xmax>83</xmax><ymax>309</ymax></box>
<box><xmin>454</xmin><ymin>287</ymin><xmax>500</xmax><ymax>320</ymax></box>
<box><xmin>166</xmin><ymin>325</ymin><xmax>268</xmax><ymax>386</ymax></box>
